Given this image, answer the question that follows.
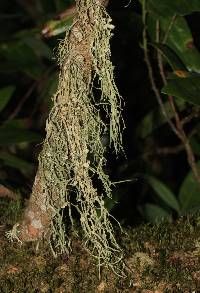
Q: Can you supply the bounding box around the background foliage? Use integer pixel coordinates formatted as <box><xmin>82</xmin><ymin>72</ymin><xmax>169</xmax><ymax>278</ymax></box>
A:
<box><xmin>1</xmin><ymin>0</ymin><xmax>200</xmax><ymax>225</ymax></box>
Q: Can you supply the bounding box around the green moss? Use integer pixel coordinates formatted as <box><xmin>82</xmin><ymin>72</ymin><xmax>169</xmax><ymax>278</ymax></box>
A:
<box><xmin>2</xmin><ymin>195</ymin><xmax>200</xmax><ymax>291</ymax></box>
<box><xmin>121</xmin><ymin>213</ymin><xmax>200</xmax><ymax>290</ymax></box>
<box><xmin>0</xmin><ymin>194</ymin><xmax>23</xmax><ymax>226</ymax></box>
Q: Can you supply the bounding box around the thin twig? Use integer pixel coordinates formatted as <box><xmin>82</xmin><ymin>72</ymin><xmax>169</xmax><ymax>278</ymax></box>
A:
<box><xmin>145</xmin><ymin>128</ymin><xmax>197</xmax><ymax>157</ymax></box>
<box><xmin>8</xmin><ymin>82</ymin><xmax>37</xmax><ymax>120</ymax></box>
<box><xmin>156</xmin><ymin>20</ymin><xmax>181</xmax><ymax>133</ymax></box>
<box><xmin>181</xmin><ymin>108</ymin><xmax>200</xmax><ymax>126</ymax></box>
<box><xmin>156</xmin><ymin>144</ymin><xmax>184</xmax><ymax>155</ymax></box>
<box><xmin>156</xmin><ymin>21</ymin><xmax>167</xmax><ymax>85</ymax></box>
<box><xmin>162</xmin><ymin>14</ymin><xmax>177</xmax><ymax>44</ymax></box>
<box><xmin>142</xmin><ymin>0</ymin><xmax>200</xmax><ymax>185</ymax></box>
<box><xmin>142</xmin><ymin>0</ymin><xmax>179</xmax><ymax>138</ymax></box>
<box><xmin>53</xmin><ymin>4</ymin><xmax>76</xmax><ymax>20</ymax></box>
<box><xmin>158</xmin><ymin>18</ymin><xmax>200</xmax><ymax>184</ymax></box>
<box><xmin>8</xmin><ymin>65</ymin><xmax>56</xmax><ymax>120</ymax></box>
<box><xmin>156</xmin><ymin>19</ymin><xmax>200</xmax><ymax>184</ymax></box>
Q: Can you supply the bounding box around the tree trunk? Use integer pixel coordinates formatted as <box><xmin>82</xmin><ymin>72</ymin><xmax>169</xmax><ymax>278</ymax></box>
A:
<box><xmin>8</xmin><ymin>0</ymin><xmax>124</xmax><ymax>274</ymax></box>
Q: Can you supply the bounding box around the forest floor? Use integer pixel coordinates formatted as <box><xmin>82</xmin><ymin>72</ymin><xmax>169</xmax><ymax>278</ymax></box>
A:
<box><xmin>1</xmin><ymin>194</ymin><xmax>200</xmax><ymax>292</ymax></box>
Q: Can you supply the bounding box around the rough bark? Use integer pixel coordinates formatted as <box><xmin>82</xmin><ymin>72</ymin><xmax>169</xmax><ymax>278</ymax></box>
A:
<box><xmin>17</xmin><ymin>0</ymin><xmax>109</xmax><ymax>243</ymax></box>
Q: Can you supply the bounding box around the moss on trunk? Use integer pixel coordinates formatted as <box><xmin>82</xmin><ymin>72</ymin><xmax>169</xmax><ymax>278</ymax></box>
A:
<box><xmin>1</xmin><ymin>196</ymin><xmax>200</xmax><ymax>292</ymax></box>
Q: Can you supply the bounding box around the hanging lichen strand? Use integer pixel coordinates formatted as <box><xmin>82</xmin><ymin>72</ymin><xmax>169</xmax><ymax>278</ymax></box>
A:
<box><xmin>7</xmin><ymin>0</ymin><xmax>124</xmax><ymax>274</ymax></box>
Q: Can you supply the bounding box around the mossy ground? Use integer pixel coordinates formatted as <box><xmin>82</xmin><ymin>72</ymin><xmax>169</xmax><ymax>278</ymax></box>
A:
<box><xmin>1</xmin><ymin>195</ymin><xmax>200</xmax><ymax>292</ymax></box>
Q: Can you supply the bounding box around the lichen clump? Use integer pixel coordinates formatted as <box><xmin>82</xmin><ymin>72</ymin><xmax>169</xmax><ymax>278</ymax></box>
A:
<box><xmin>8</xmin><ymin>0</ymin><xmax>124</xmax><ymax>275</ymax></box>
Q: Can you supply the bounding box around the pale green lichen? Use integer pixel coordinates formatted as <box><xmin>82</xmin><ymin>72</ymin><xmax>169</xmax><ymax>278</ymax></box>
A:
<box><xmin>5</xmin><ymin>223</ymin><xmax>22</xmax><ymax>245</ymax></box>
<box><xmin>10</xmin><ymin>0</ymin><xmax>124</xmax><ymax>275</ymax></box>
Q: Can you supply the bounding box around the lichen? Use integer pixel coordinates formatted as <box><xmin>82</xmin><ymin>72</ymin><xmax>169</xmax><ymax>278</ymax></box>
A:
<box><xmin>8</xmin><ymin>0</ymin><xmax>124</xmax><ymax>276</ymax></box>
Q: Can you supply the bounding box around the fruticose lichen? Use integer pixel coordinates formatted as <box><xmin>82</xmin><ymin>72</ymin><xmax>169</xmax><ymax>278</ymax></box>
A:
<box><xmin>7</xmin><ymin>0</ymin><xmax>124</xmax><ymax>276</ymax></box>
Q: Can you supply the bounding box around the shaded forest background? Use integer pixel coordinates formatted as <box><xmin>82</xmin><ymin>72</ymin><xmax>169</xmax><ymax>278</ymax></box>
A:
<box><xmin>1</xmin><ymin>0</ymin><xmax>200</xmax><ymax>227</ymax></box>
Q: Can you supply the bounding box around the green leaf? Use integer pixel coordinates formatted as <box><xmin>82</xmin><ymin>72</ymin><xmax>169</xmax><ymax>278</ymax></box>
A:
<box><xmin>3</xmin><ymin>118</ymin><xmax>30</xmax><ymax>129</ymax></box>
<box><xmin>190</xmin><ymin>138</ymin><xmax>200</xmax><ymax>156</ymax></box>
<box><xmin>104</xmin><ymin>187</ymin><xmax>124</xmax><ymax>212</ymax></box>
<box><xmin>145</xmin><ymin>175</ymin><xmax>180</xmax><ymax>212</ymax></box>
<box><xmin>147</xmin><ymin>14</ymin><xmax>200</xmax><ymax>73</ymax></box>
<box><xmin>0</xmin><ymin>126</ymin><xmax>42</xmax><ymax>145</ymax></box>
<box><xmin>23</xmin><ymin>37</ymin><xmax>52</xmax><ymax>60</ymax></box>
<box><xmin>104</xmin><ymin>197</ymin><xmax>117</xmax><ymax>212</ymax></box>
<box><xmin>163</xmin><ymin>16</ymin><xmax>200</xmax><ymax>73</ymax></box>
<box><xmin>150</xmin><ymin>43</ymin><xmax>186</xmax><ymax>71</ymax></box>
<box><xmin>143</xmin><ymin>203</ymin><xmax>172</xmax><ymax>223</ymax></box>
<box><xmin>179</xmin><ymin>161</ymin><xmax>200</xmax><ymax>212</ymax></box>
<box><xmin>162</xmin><ymin>75</ymin><xmax>200</xmax><ymax>106</ymax></box>
<box><xmin>137</xmin><ymin>99</ymin><xmax>185</xmax><ymax>138</ymax></box>
<box><xmin>147</xmin><ymin>0</ymin><xmax>200</xmax><ymax>17</ymax></box>
<box><xmin>0</xmin><ymin>86</ymin><xmax>15</xmax><ymax>112</ymax></box>
<box><xmin>0</xmin><ymin>41</ymin><xmax>45</xmax><ymax>78</ymax></box>
<box><xmin>41</xmin><ymin>71</ymin><xmax>59</xmax><ymax>108</ymax></box>
<box><xmin>190</xmin><ymin>129</ymin><xmax>200</xmax><ymax>156</ymax></box>
<box><xmin>42</xmin><ymin>17</ymin><xmax>73</xmax><ymax>37</ymax></box>
<box><xmin>0</xmin><ymin>152</ymin><xmax>33</xmax><ymax>173</ymax></box>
